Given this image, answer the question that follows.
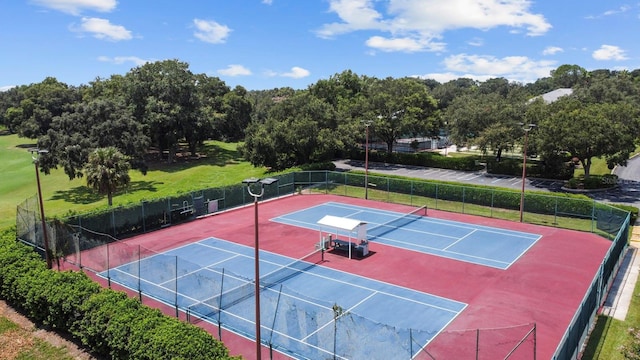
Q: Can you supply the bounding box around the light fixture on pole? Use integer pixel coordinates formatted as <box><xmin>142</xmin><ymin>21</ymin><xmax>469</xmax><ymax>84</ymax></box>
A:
<box><xmin>29</xmin><ymin>148</ymin><xmax>52</xmax><ymax>269</ymax></box>
<box><xmin>519</xmin><ymin>124</ymin><xmax>536</xmax><ymax>223</ymax></box>
<box><xmin>242</xmin><ymin>177</ymin><xmax>279</xmax><ymax>360</ymax></box>
<box><xmin>362</xmin><ymin>120</ymin><xmax>372</xmax><ymax>200</ymax></box>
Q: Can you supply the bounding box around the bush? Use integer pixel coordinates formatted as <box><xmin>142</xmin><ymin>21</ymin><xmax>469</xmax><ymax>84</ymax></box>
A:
<box><xmin>300</xmin><ymin>161</ymin><xmax>336</xmax><ymax>171</ymax></box>
<box><xmin>0</xmin><ymin>228</ymin><xmax>237</xmax><ymax>360</ymax></box>
<box><xmin>565</xmin><ymin>174</ymin><xmax>618</xmax><ymax>190</ymax></box>
<box><xmin>350</xmin><ymin>149</ymin><xmax>482</xmax><ymax>171</ymax></box>
<box><xmin>485</xmin><ymin>156</ymin><xmax>574</xmax><ymax>180</ymax></box>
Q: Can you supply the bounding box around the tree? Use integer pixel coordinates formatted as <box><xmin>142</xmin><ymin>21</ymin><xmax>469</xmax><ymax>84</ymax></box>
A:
<box><xmin>124</xmin><ymin>60</ymin><xmax>200</xmax><ymax>162</ymax></box>
<box><xmin>431</xmin><ymin>77</ymin><xmax>477</xmax><ymax>110</ymax></box>
<box><xmin>37</xmin><ymin>96</ymin><xmax>148</xmax><ymax>179</ymax></box>
<box><xmin>5</xmin><ymin>77</ymin><xmax>80</xmax><ymax>139</ymax></box>
<box><xmin>550</xmin><ymin>64</ymin><xmax>589</xmax><ymax>88</ymax></box>
<box><xmin>216</xmin><ymin>86</ymin><xmax>252</xmax><ymax>141</ymax></box>
<box><xmin>537</xmin><ymin>98</ymin><xmax>640</xmax><ymax>177</ymax></box>
<box><xmin>0</xmin><ymin>86</ymin><xmax>23</xmax><ymax>132</ymax></box>
<box><xmin>446</xmin><ymin>93</ymin><xmax>523</xmax><ymax>150</ymax></box>
<box><xmin>85</xmin><ymin>147</ymin><xmax>131</xmax><ymax>206</ymax></box>
<box><xmin>366</xmin><ymin>77</ymin><xmax>439</xmax><ymax>154</ymax></box>
<box><xmin>242</xmin><ymin>91</ymin><xmax>342</xmax><ymax>170</ymax></box>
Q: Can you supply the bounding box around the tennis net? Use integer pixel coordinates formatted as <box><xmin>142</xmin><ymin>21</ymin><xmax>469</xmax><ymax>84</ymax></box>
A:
<box><xmin>189</xmin><ymin>248</ymin><xmax>325</xmax><ymax>319</ymax></box>
<box><xmin>368</xmin><ymin>205</ymin><xmax>427</xmax><ymax>239</ymax></box>
<box><xmin>261</xmin><ymin>248</ymin><xmax>324</xmax><ymax>288</ymax></box>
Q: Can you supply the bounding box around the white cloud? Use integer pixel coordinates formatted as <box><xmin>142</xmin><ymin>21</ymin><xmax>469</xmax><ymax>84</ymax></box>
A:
<box><xmin>262</xmin><ymin>0</ymin><xmax>273</xmax><ymax>4</ymax></box>
<box><xmin>542</xmin><ymin>46</ymin><xmax>563</xmax><ymax>56</ymax></box>
<box><xmin>467</xmin><ymin>37</ymin><xmax>484</xmax><ymax>47</ymax></box>
<box><xmin>415</xmin><ymin>53</ymin><xmax>556</xmax><ymax>84</ymax></box>
<box><xmin>592</xmin><ymin>45</ymin><xmax>628</xmax><ymax>61</ymax></box>
<box><xmin>366</xmin><ymin>35</ymin><xmax>445</xmax><ymax>52</ymax></box>
<box><xmin>282</xmin><ymin>67</ymin><xmax>310</xmax><ymax>78</ymax></box>
<box><xmin>264</xmin><ymin>67</ymin><xmax>311</xmax><ymax>79</ymax></box>
<box><xmin>193</xmin><ymin>19</ymin><xmax>231</xmax><ymax>44</ymax></box>
<box><xmin>317</xmin><ymin>0</ymin><xmax>551</xmax><ymax>52</ymax></box>
<box><xmin>31</xmin><ymin>0</ymin><xmax>117</xmax><ymax>15</ymax></box>
<box><xmin>0</xmin><ymin>85</ymin><xmax>17</xmax><ymax>92</ymax></box>
<box><xmin>586</xmin><ymin>5</ymin><xmax>631</xmax><ymax>19</ymax></box>
<box><xmin>74</xmin><ymin>17</ymin><xmax>132</xmax><ymax>41</ymax></box>
<box><xmin>217</xmin><ymin>64</ymin><xmax>252</xmax><ymax>76</ymax></box>
<box><xmin>98</xmin><ymin>56</ymin><xmax>150</xmax><ymax>66</ymax></box>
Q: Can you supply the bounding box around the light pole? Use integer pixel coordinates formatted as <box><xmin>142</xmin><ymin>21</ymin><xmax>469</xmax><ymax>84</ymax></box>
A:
<box><xmin>242</xmin><ymin>177</ymin><xmax>279</xmax><ymax>360</ymax></box>
<box><xmin>519</xmin><ymin>124</ymin><xmax>536</xmax><ymax>223</ymax></box>
<box><xmin>362</xmin><ymin>120</ymin><xmax>372</xmax><ymax>200</ymax></box>
<box><xmin>30</xmin><ymin>148</ymin><xmax>52</xmax><ymax>269</ymax></box>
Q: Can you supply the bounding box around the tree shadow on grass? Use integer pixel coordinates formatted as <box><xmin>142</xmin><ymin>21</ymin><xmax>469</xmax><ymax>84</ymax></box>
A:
<box><xmin>146</xmin><ymin>143</ymin><xmax>245</xmax><ymax>173</ymax></box>
<box><xmin>51</xmin><ymin>180</ymin><xmax>162</xmax><ymax>205</ymax></box>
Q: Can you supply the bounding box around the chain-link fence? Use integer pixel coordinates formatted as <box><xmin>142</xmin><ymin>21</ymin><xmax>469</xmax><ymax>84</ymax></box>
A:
<box><xmin>423</xmin><ymin>323</ymin><xmax>537</xmax><ymax>359</ymax></box>
<box><xmin>15</xmin><ymin>170</ymin><xmax>631</xmax><ymax>359</ymax></box>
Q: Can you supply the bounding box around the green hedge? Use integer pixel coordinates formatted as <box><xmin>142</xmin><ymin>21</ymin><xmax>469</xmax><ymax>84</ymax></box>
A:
<box><xmin>0</xmin><ymin>228</ymin><xmax>237</xmax><ymax>360</ymax></box>
<box><xmin>485</xmin><ymin>156</ymin><xmax>574</xmax><ymax>180</ymax></box>
<box><xmin>349</xmin><ymin>149</ymin><xmax>482</xmax><ymax>171</ymax></box>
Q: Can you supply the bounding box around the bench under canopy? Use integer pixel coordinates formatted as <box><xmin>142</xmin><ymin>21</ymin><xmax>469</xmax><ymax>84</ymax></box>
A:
<box><xmin>316</xmin><ymin>215</ymin><xmax>368</xmax><ymax>258</ymax></box>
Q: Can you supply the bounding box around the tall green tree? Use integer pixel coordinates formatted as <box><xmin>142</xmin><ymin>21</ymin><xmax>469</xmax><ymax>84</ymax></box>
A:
<box><xmin>551</xmin><ymin>64</ymin><xmax>589</xmax><ymax>88</ymax></box>
<box><xmin>365</xmin><ymin>77</ymin><xmax>439</xmax><ymax>154</ymax></box>
<box><xmin>124</xmin><ymin>60</ymin><xmax>200</xmax><ymax>162</ymax></box>
<box><xmin>242</xmin><ymin>92</ymin><xmax>339</xmax><ymax>169</ymax></box>
<box><xmin>216</xmin><ymin>86</ymin><xmax>252</xmax><ymax>141</ymax></box>
<box><xmin>5</xmin><ymin>77</ymin><xmax>80</xmax><ymax>138</ymax></box>
<box><xmin>84</xmin><ymin>147</ymin><xmax>131</xmax><ymax>206</ymax></box>
<box><xmin>38</xmin><ymin>96</ymin><xmax>148</xmax><ymax>179</ymax></box>
<box><xmin>537</xmin><ymin>98</ymin><xmax>640</xmax><ymax>177</ymax></box>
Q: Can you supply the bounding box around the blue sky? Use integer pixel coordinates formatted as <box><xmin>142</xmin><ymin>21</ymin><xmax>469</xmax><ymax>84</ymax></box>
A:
<box><xmin>1</xmin><ymin>0</ymin><xmax>638</xmax><ymax>91</ymax></box>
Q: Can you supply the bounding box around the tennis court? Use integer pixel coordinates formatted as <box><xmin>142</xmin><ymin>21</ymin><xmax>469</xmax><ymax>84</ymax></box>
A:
<box><xmin>100</xmin><ymin>237</ymin><xmax>466</xmax><ymax>360</ymax></box>
<box><xmin>272</xmin><ymin>202</ymin><xmax>541</xmax><ymax>269</ymax></box>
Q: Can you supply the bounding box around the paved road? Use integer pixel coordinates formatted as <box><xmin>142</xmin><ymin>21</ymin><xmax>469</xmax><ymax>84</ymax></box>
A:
<box><xmin>334</xmin><ymin>158</ymin><xmax>640</xmax><ymax>213</ymax></box>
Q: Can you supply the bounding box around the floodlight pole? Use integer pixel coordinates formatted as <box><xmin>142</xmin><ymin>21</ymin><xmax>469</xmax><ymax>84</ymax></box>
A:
<box><xmin>362</xmin><ymin>120</ymin><xmax>372</xmax><ymax>200</ymax></box>
<box><xmin>242</xmin><ymin>177</ymin><xmax>278</xmax><ymax>360</ymax></box>
<box><xmin>519</xmin><ymin>124</ymin><xmax>536</xmax><ymax>223</ymax></box>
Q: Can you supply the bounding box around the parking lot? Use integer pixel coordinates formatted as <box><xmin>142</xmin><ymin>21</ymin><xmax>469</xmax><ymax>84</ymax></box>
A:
<box><xmin>334</xmin><ymin>160</ymin><xmax>566</xmax><ymax>192</ymax></box>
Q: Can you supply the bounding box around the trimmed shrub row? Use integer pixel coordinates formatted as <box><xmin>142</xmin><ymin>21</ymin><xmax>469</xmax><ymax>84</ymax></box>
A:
<box><xmin>0</xmin><ymin>228</ymin><xmax>237</xmax><ymax>360</ymax></box>
<box><xmin>350</xmin><ymin>149</ymin><xmax>573</xmax><ymax>179</ymax></box>
<box><xmin>349</xmin><ymin>149</ymin><xmax>483</xmax><ymax>171</ymax></box>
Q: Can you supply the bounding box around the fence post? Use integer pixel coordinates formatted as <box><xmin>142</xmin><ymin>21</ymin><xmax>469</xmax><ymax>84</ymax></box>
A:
<box><xmin>106</xmin><ymin>242</ymin><xmax>111</xmax><ymax>288</ymax></box>
<box><xmin>476</xmin><ymin>328</ymin><xmax>480</xmax><ymax>360</ymax></box>
<box><xmin>175</xmin><ymin>256</ymin><xmax>179</xmax><ymax>318</ymax></box>
<box><xmin>462</xmin><ymin>188</ymin><xmax>466</xmax><ymax>214</ymax></box>
<box><xmin>533</xmin><ymin>323</ymin><xmax>537</xmax><ymax>360</ymax></box>
<box><xmin>591</xmin><ymin>200</ymin><xmax>596</xmax><ymax>233</ymax></box>
<box><xmin>490</xmin><ymin>190</ymin><xmax>494</xmax><ymax>218</ymax></box>
<box><xmin>411</xmin><ymin>180</ymin><xmax>414</xmax><ymax>206</ymax></box>
<box><xmin>343</xmin><ymin>173</ymin><xmax>347</xmax><ymax>196</ymax></box>
<box><xmin>141</xmin><ymin>201</ymin><xmax>146</xmax><ymax>233</ymax></box>
<box><xmin>137</xmin><ymin>245</ymin><xmax>142</xmax><ymax>301</ymax></box>
<box><xmin>111</xmin><ymin>208</ymin><xmax>116</xmax><ymax>237</ymax></box>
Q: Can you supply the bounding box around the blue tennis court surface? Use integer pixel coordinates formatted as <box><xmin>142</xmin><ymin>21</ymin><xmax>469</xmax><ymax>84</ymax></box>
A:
<box><xmin>100</xmin><ymin>237</ymin><xmax>466</xmax><ymax>359</ymax></box>
<box><xmin>272</xmin><ymin>202</ymin><xmax>542</xmax><ymax>269</ymax></box>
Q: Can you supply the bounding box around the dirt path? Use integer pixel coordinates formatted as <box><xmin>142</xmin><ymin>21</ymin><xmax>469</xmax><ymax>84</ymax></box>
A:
<box><xmin>0</xmin><ymin>300</ymin><xmax>96</xmax><ymax>360</ymax></box>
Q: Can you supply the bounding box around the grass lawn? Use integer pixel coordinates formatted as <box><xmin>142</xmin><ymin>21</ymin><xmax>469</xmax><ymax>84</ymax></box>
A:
<box><xmin>582</xmin><ymin>265</ymin><xmax>640</xmax><ymax>359</ymax></box>
<box><xmin>0</xmin><ymin>133</ymin><xmax>273</xmax><ymax>230</ymax></box>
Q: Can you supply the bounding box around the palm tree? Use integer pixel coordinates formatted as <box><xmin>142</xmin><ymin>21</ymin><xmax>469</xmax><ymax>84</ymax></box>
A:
<box><xmin>85</xmin><ymin>147</ymin><xmax>131</xmax><ymax>206</ymax></box>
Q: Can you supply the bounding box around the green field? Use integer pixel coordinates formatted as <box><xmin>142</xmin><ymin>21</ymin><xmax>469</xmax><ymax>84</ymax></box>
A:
<box><xmin>0</xmin><ymin>133</ymin><xmax>273</xmax><ymax>230</ymax></box>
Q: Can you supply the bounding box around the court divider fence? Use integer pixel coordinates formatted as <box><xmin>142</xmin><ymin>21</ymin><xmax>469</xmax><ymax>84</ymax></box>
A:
<box><xmin>16</xmin><ymin>170</ymin><xmax>631</xmax><ymax>359</ymax></box>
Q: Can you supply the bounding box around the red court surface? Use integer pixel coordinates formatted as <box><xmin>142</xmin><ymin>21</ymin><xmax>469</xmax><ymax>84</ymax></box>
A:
<box><xmin>79</xmin><ymin>194</ymin><xmax>613</xmax><ymax>359</ymax></box>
